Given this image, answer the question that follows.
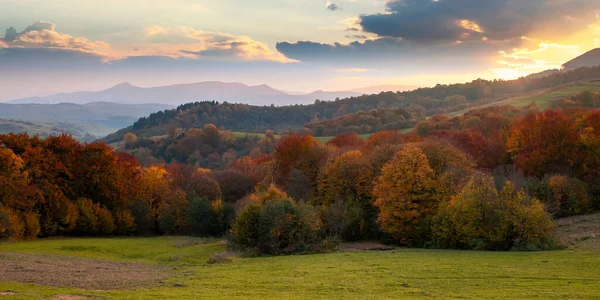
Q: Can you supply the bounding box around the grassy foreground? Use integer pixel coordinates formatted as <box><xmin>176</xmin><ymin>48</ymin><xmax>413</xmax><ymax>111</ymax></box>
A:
<box><xmin>1</xmin><ymin>237</ymin><xmax>599</xmax><ymax>299</ymax></box>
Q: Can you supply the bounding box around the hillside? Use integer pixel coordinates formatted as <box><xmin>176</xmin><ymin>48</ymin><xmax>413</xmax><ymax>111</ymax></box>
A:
<box><xmin>0</xmin><ymin>119</ymin><xmax>116</xmax><ymax>141</ymax></box>
<box><xmin>0</xmin><ymin>102</ymin><xmax>172</xmax><ymax>129</ymax></box>
<box><xmin>104</xmin><ymin>65</ymin><xmax>600</xmax><ymax>143</ymax></box>
<box><xmin>8</xmin><ymin>81</ymin><xmax>361</xmax><ymax>106</ymax></box>
<box><xmin>563</xmin><ymin>48</ymin><xmax>600</xmax><ymax>71</ymax></box>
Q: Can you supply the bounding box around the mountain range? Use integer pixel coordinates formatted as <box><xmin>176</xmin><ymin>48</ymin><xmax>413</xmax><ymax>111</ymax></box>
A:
<box><xmin>6</xmin><ymin>82</ymin><xmax>418</xmax><ymax>106</ymax></box>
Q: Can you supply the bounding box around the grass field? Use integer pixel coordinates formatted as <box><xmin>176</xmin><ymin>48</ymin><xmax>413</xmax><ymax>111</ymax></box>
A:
<box><xmin>1</xmin><ymin>215</ymin><xmax>600</xmax><ymax>300</ymax></box>
<box><xmin>448</xmin><ymin>81</ymin><xmax>600</xmax><ymax>118</ymax></box>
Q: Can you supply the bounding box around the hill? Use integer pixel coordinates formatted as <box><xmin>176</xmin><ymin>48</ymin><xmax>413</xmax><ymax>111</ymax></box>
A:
<box><xmin>351</xmin><ymin>85</ymin><xmax>419</xmax><ymax>94</ymax></box>
<box><xmin>562</xmin><ymin>48</ymin><xmax>600</xmax><ymax>71</ymax></box>
<box><xmin>0</xmin><ymin>118</ymin><xmax>117</xmax><ymax>141</ymax></box>
<box><xmin>8</xmin><ymin>81</ymin><xmax>362</xmax><ymax>106</ymax></box>
<box><xmin>104</xmin><ymin>65</ymin><xmax>600</xmax><ymax>143</ymax></box>
<box><xmin>0</xmin><ymin>102</ymin><xmax>172</xmax><ymax>129</ymax></box>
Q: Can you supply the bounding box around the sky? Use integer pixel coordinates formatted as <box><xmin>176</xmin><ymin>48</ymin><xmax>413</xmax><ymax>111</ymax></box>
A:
<box><xmin>1</xmin><ymin>0</ymin><xmax>600</xmax><ymax>101</ymax></box>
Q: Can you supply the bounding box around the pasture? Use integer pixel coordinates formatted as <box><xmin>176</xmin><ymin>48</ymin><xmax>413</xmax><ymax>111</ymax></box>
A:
<box><xmin>1</xmin><ymin>218</ymin><xmax>599</xmax><ymax>300</ymax></box>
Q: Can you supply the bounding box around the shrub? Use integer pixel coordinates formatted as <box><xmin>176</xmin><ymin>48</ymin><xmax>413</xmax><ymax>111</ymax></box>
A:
<box><xmin>130</xmin><ymin>200</ymin><xmax>153</xmax><ymax>235</ymax></box>
<box><xmin>93</xmin><ymin>205</ymin><xmax>115</xmax><ymax>235</ymax></box>
<box><xmin>0</xmin><ymin>208</ymin><xmax>25</xmax><ymax>241</ymax></box>
<box><xmin>185</xmin><ymin>197</ymin><xmax>233</xmax><ymax>237</ymax></box>
<box><xmin>75</xmin><ymin>198</ymin><xmax>99</xmax><ymax>234</ymax></box>
<box><xmin>433</xmin><ymin>173</ymin><xmax>554</xmax><ymax>250</ymax></box>
<box><xmin>545</xmin><ymin>175</ymin><xmax>591</xmax><ymax>217</ymax></box>
<box><xmin>23</xmin><ymin>212</ymin><xmax>40</xmax><ymax>240</ymax></box>
<box><xmin>232</xmin><ymin>197</ymin><xmax>323</xmax><ymax>255</ymax></box>
<box><xmin>113</xmin><ymin>209</ymin><xmax>136</xmax><ymax>236</ymax></box>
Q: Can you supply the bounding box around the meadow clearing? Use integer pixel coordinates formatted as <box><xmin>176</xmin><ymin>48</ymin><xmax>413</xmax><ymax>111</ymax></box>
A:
<box><xmin>1</xmin><ymin>213</ymin><xmax>599</xmax><ymax>300</ymax></box>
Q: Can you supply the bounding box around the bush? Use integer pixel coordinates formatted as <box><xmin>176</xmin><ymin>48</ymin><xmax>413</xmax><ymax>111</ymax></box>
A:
<box><xmin>0</xmin><ymin>208</ymin><xmax>25</xmax><ymax>241</ymax></box>
<box><xmin>113</xmin><ymin>209</ymin><xmax>136</xmax><ymax>235</ymax></box>
<box><xmin>75</xmin><ymin>198</ymin><xmax>99</xmax><ymax>234</ymax></box>
<box><xmin>74</xmin><ymin>198</ymin><xmax>115</xmax><ymax>235</ymax></box>
<box><xmin>130</xmin><ymin>200</ymin><xmax>153</xmax><ymax>235</ymax></box>
<box><xmin>185</xmin><ymin>197</ymin><xmax>233</xmax><ymax>237</ymax></box>
<box><xmin>546</xmin><ymin>175</ymin><xmax>591</xmax><ymax>217</ymax></box>
<box><xmin>433</xmin><ymin>173</ymin><xmax>554</xmax><ymax>250</ymax></box>
<box><xmin>232</xmin><ymin>197</ymin><xmax>324</xmax><ymax>255</ymax></box>
<box><xmin>23</xmin><ymin>212</ymin><xmax>40</xmax><ymax>240</ymax></box>
<box><xmin>93</xmin><ymin>205</ymin><xmax>115</xmax><ymax>235</ymax></box>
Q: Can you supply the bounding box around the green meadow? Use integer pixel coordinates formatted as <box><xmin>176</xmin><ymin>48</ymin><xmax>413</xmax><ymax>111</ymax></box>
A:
<box><xmin>1</xmin><ymin>232</ymin><xmax>599</xmax><ymax>299</ymax></box>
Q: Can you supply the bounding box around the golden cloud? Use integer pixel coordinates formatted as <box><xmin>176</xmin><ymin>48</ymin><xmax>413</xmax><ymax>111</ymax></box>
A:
<box><xmin>140</xmin><ymin>26</ymin><xmax>295</xmax><ymax>62</ymax></box>
<box><xmin>1</xmin><ymin>21</ymin><xmax>112</xmax><ymax>57</ymax></box>
<box><xmin>457</xmin><ymin>20</ymin><xmax>484</xmax><ymax>33</ymax></box>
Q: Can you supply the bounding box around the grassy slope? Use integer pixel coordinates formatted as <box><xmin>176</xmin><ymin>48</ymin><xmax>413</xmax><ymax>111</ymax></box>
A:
<box><xmin>448</xmin><ymin>81</ymin><xmax>600</xmax><ymax>118</ymax></box>
<box><xmin>1</xmin><ymin>232</ymin><xmax>600</xmax><ymax>299</ymax></box>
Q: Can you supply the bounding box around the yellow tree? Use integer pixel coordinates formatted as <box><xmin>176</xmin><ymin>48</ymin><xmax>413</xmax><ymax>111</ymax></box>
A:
<box><xmin>318</xmin><ymin>150</ymin><xmax>373</xmax><ymax>206</ymax></box>
<box><xmin>373</xmin><ymin>147</ymin><xmax>440</xmax><ymax>244</ymax></box>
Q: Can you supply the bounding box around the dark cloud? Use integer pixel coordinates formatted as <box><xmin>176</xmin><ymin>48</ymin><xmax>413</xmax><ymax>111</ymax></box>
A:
<box><xmin>326</xmin><ymin>2</ymin><xmax>340</xmax><ymax>11</ymax></box>
<box><xmin>276</xmin><ymin>37</ymin><xmax>517</xmax><ymax>69</ymax></box>
<box><xmin>359</xmin><ymin>0</ymin><xmax>599</xmax><ymax>43</ymax></box>
<box><xmin>4</xmin><ymin>27</ymin><xmax>18</xmax><ymax>41</ymax></box>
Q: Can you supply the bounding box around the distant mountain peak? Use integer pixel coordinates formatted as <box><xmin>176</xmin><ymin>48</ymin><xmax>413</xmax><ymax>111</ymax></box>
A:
<box><xmin>106</xmin><ymin>82</ymin><xmax>137</xmax><ymax>91</ymax></box>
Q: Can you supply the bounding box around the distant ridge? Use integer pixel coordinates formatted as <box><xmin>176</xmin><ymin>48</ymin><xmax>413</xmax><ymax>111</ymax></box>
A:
<box><xmin>8</xmin><ymin>81</ymin><xmax>362</xmax><ymax>106</ymax></box>
<box><xmin>351</xmin><ymin>85</ymin><xmax>419</xmax><ymax>95</ymax></box>
<box><xmin>562</xmin><ymin>48</ymin><xmax>600</xmax><ymax>71</ymax></box>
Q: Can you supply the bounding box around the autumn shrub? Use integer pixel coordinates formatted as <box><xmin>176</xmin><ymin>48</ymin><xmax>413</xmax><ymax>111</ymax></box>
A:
<box><xmin>93</xmin><ymin>204</ymin><xmax>115</xmax><ymax>235</ymax></box>
<box><xmin>113</xmin><ymin>209</ymin><xmax>136</xmax><ymax>235</ymax></box>
<box><xmin>185</xmin><ymin>197</ymin><xmax>234</xmax><ymax>237</ymax></box>
<box><xmin>75</xmin><ymin>198</ymin><xmax>98</xmax><ymax>235</ymax></box>
<box><xmin>0</xmin><ymin>207</ymin><xmax>25</xmax><ymax>240</ymax></box>
<box><xmin>23</xmin><ymin>212</ymin><xmax>40</xmax><ymax>239</ymax></box>
<box><xmin>130</xmin><ymin>200</ymin><xmax>153</xmax><ymax>235</ymax></box>
<box><xmin>320</xmin><ymin>199</ymin><xmax>379</xmax><ymax>241</ymax></box>
<box><xmin>433</xmin><ymin>173</ymin><xmax>554</xmax><ymax>250</ymax></box>
<box><xmin>232</xmin><ymin>197</ymin><xmax>324</xmax><ymax>255</ymax></box>
<box><xmin>74</xmin><ymin>198</ymin><xmax>115</xmax><ymax>235</ymax></box>
<box><xmin>545</xmin><ymin>175</ymin><xmax>591</xmax><ymax>217</ymax></box>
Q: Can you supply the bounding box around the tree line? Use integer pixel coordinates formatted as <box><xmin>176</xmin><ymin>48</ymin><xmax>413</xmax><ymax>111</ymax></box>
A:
<box><xmin>104</xmin><ymin>66</ymin><xmax>600</xmax><ymax>142</ymax></box>
<box><xmin>3</xmin><ymin>103</ymin><xmax>600</xmax><ymax>253</ymax></box>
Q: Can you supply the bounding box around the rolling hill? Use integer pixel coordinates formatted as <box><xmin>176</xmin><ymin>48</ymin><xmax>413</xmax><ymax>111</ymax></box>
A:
<box><xmin>0</xmin><ymin>102</ymin><xmax>172</xmax><ymax>129</ymax></box>
<box><xmin>0</xmin><ymin>119</ymin><xmax>117</xmax><ymax>141</ymax></box>
<box><xmin>8</xmin><ymin>81</ymin><xmax>362</xmax><ymax>106</ymax></box>
<box><xmin>562</xmin><ymin>48</ymin><xmax>600</xmax><ymax>71</ymax></box>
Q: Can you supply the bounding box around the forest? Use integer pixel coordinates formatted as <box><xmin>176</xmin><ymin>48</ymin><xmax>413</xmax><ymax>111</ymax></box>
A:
<box><xmin>104</xmin><ymin>65</ymin><xmax>600</xmax><ymax>142</ymax></box>
<box><xmin>3</xmin><ymin>97</ymin><xmax>600</xmax><ymax>252</ymax></box>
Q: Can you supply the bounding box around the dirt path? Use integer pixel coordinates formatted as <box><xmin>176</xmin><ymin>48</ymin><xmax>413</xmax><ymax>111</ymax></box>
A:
<box><xmin>0</xmin><ymin>252</ymin><xmax>170</xmax><ymax>290</ymax></box>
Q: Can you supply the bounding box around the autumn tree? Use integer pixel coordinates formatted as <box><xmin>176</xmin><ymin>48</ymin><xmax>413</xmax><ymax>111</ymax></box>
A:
<box><xmin>507</xmin><ymin>110</ymin><xmax>578</xmax><ymax>176</ymax></box>
<box><xmin>373</xmin><ymin>147</ymin><xmax>441</xmax><ymax>244</ymax></box>
<box><xmin>123</xmin><ymin>133</ymin><xmax>138</xmax><ymax>149</ymax></box>
<box><xmin>272</xmin><ymin>135</ymin><xmax>327</xmax><ymax>201</ymax></box>
<box><xmin>434</xmin><ymin>173</ymin><xmax>554</xmax><ymax>250</ymax></box>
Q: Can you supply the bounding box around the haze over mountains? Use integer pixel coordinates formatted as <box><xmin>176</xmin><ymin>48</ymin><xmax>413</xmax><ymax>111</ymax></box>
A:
<box><xmin>0</xmin><ymin>102</ymin><xmax>172</xmax><ymax>128</ymax></box>
<box><xmin>6</xmin><ymin>81</ymin><xmax>379</xmax><ymax>106</ymax></box>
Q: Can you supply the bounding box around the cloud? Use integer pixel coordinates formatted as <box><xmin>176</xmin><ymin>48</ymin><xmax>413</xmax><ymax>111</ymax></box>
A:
<box><xmin>276</xmin><ymin>37</ymin><xmax>516</xmax><ymax>67</ymax></box>
<box><xmin>1</xmin><ymin>22</ymin><xmax>292</xmax><ymax>63</ymax></box>
<box><xmin>1</xmin><ymin>21</ymin><xmax>112</xmax><ymax>57</ymax></box>
<box><xmin>326</xmin><ymin>1</ymin><xmax>340</xmax><ymax>11</ymax></box>
<box><xmin>358</xmin><ymin>0</ymin><xmax>600</xmax><ymax>43</ymax></box>
<box><xmin>140</xmin><ymin>26</ymin><xmax>295</xmax><ymax>62</ymax></box>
